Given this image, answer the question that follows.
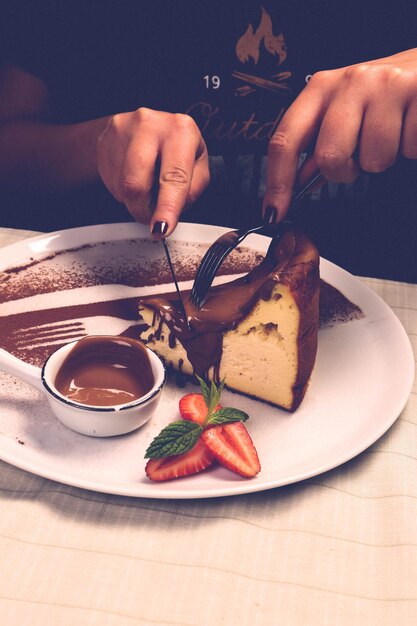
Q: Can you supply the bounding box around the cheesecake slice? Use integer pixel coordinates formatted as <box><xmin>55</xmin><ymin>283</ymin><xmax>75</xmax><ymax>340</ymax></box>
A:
<box><xmin>138</xmin><ymin>228</ymin><xmax>319</xmax><ymax>411</ymax></box>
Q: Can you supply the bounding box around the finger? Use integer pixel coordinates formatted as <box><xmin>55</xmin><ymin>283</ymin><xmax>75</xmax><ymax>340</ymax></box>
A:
<box><xmin>314</xmin><ymin>95</ymin><xmax>362</xmax><ymax>182</ymax></box>
<box><xmin>151</xmin><ymin>133</ymin><xmax>203</xmax><ymax>237</ymax></box>
<box><xmin>296</xmin><ymin>154</ymin><xmax>327</xmax><ymax>193</ymax></box>
<box><xmin>185</xmin><ymin>142</ymin><xmax>210</xmax><ymax>206</ymax></box>
<box><xmin>297</xmin><ymin>154</ymin><xmax>319</xmax><ymax>184</ymax></box>
<box><xmin>401</xmin><ymin>99</ymin><xmax>417</xmax><ymax>159</ymax></box>
<box><xmin>359</xmin><ymin>100</ymin><xmax>403</xmax><ymax>172</ymax></box>
<box><xmin>264</xmin><ymin>79</ymin><xmax>327</xmax><ymax>220</ymax></box>
<box><xmin>118</xmin><ymin>135</ymin><xmax>159</xmax><ymax>224</ymax></box>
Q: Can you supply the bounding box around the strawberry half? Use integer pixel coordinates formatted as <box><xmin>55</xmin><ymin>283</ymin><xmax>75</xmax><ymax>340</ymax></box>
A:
<box><xmin>145</xmin><ymin>439</ymin><xmax>215</xmax><ymax>482</ymax></box>
<box><xmin>201</xmin><ymin>422</ymin><xmax>261</xmax><ymax>478</ymax></box>
<box><xmin>179</xmin><ymin>393</ymin><xmax>221</xmax><ymax>425</ymax></box>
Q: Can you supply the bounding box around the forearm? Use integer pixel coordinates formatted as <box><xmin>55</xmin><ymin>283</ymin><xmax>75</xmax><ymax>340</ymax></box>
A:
<box><xmin>0</xmin><ymin>116</ymin><xmax>110</xmax><ymax>190</ymax></box>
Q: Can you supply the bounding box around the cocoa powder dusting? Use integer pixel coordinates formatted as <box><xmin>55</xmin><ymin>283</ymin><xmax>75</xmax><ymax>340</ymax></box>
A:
<box><xmin>319</xmin><ymin>280</ymin><xmax>364</xmax><ymax>328</ymax></box>
<box><xmin>0</xmin><ymin>237</ymin><xmax>260</xmax><ymax>366</ymax></box>
<box><xmin>0</xmin><ymin>236</ymin><xmax>363</xmax><ymax>368</ymax></box>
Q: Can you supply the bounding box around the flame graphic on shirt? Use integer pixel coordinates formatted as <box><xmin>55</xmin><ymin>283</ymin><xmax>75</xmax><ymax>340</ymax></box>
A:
<box><xmin>236</xmin><ymin>7</ymin><xmax>287</xmax><ymax>66</ymax></box>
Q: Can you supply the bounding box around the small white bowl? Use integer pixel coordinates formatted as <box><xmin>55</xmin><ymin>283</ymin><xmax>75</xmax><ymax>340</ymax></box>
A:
<box><xmin>0</xmin><ymin>337</ymin><xmax>165</xmax><ymax>437</ymax></box>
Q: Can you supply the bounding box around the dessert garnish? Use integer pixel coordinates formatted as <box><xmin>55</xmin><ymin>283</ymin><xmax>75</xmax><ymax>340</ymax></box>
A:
<box><xmin>145</xmin><ymin>377</ymin><xmax>261</xmax><ymax>481</ymax></box>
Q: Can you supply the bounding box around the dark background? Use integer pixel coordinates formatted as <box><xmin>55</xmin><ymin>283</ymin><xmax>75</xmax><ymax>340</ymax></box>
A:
<box><xmin>1</xmin><ymin>0</ymin><xmax>416</xmax><ymax>281</ymax></box>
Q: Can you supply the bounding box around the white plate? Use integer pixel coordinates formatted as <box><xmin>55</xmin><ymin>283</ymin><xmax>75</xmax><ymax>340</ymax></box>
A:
<box><xmin>0</xmin><ymin>222</ymin><xmax>414</xmax><ymax>499</ymax></box>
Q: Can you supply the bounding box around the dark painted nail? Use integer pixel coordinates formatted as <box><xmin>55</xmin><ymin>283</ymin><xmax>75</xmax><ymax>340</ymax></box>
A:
<box><xmin>152</xmin><ymin>220</ymin><xmax>168</xmax><ymax>236</ymax></box>
<box><xmin>264</xmin><ymin>206</ymin><xmax>277</xmax><ymax>225</ymax></box>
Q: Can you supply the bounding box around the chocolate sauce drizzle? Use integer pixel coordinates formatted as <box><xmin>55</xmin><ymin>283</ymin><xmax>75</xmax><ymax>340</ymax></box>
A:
<box><xmin>139</xmin><ymin>230</ymin><xmax>322</xmax><ymax>382</ymax></box>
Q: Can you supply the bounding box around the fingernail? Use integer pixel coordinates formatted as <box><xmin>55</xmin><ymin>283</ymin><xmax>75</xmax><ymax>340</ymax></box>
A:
<box><xmin>264</xmin><ymin>206</ymin><xmax>277</xmax><ymax>225</ymax></box>
<box><xmin>151</xmin><ymin>221</ymin><xmax>168</xmax><ymax>236</ymax></box>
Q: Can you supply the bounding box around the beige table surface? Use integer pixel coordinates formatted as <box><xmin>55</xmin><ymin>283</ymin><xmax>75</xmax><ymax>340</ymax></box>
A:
<box><xmin>0</xmin><ymin>227</ymin><xmax>416</xmax><ymax>626</ymax></box>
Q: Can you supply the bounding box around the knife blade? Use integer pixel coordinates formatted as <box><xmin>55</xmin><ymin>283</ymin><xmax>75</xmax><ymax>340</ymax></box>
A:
<box><xmin>161</xmin><ymin>237</ymin><xmax>190</xmax><ymax>329</ymax></box>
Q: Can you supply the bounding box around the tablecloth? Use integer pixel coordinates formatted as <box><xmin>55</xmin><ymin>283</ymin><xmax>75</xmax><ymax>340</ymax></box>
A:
<box><xmin>0</xmin><ymin>227</ymin><xmax>416</xmax><ymax>626</ymax></box>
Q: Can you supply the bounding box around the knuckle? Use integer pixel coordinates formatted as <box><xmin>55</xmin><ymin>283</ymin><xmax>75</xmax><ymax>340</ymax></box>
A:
<box><xmin>345</xmin><ymin>62</ymin><xmax>415</xmax><ymax>89</ymax></box>
<box><xmin>134</xmin><ymin>107</ymin><xmax>154</xmax><ymax>123</ymax></box>
<box><xmin>392</xmin><ymin>67</ymin><xmax>417</xmax><ymax>90</ymax></box>
<box><xmin>99</xmin><ymin>114</ymin><xmax>123</xmax><ymax>138</ymax></box>
<box><xmin>345</xmin><ymin>63</ymin><xmax>372</xmax><ymax>81</ymax></box>
<box><xmin>119</xmin><ymin>174</ymin><xmax>146</xmax><ymax>199</ymax></box>
<box><xmin>173</xmin><ymin>113</ymin><xmax>198</xmax><ymax>133</ymax></box>
<box><xmin>267</xmin><ymin>181</ymin><xmax>291</xmax><ymax>197</ymax></box>
<box><xmin>109</xmin><ymin>113</ymin><xmax>125</xmax><ymax>131</ymax></box>
<box><xmin>315</xmin><ymin>148</ymin><xmax>345</xmax><ymax>170</ymax></box>
<box><xmin>309</xmin><ymin>69</ymin><xmax>333</xmax><ymax>87</ymax></box>
<box><xmin>160</xmin><ymin>165</ymin><xmax>189</xmax><ymax>186</ymax></box>
<box><xmin>268</xmin><ymin>131</ymin><xmax>292</xmax><ymax>156</ymax></box>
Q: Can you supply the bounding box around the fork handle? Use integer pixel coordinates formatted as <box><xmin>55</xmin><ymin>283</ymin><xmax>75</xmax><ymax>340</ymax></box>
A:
<box><xmin>0</xmin><ymin>348</ymin><xmax>43</xmax><ymax>392</ymax></box>
<box><xmin>293</xmin><ymin>170</ymin><xmax>324</xmax><ymax>202</ymax></box>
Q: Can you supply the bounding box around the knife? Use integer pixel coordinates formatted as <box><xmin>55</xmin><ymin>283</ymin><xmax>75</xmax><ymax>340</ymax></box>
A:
<box><xmin>161</xmin><ymin>237</ymin><xmax>190</xmax><ymax>330</ymax></box>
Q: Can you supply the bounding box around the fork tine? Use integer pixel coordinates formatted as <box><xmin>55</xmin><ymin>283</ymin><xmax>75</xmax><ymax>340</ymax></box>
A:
<box><xmin>190</xmin><ymin>244</ymin><xmax>222</xmax><ymax>306</ymax></box>
<box><xmin>190</xmin><ymin>242</ymin><xmax>226</xmax><ymax>305</ymax></box>
<box><xmin>197</xmin><ymin>244</ymin><xmax>230</xmax><ymax>288</ymax></box>
<box><xmin>195</xmin><ymin>242</ymin><xmax>229</xmax><ymax>284</ymax></box>
<box><xmin>190</xmin><ymin>238</ymin><xmax>238</xmax><ymax>308</ymax></box>
<box><xmin>190</xmin><ymin>170</ymin><xmax>323</xmax><ymax>310</ymax></box>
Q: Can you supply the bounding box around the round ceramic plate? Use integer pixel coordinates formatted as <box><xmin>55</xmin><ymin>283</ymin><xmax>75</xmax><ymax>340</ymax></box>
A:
<box><xmin>0</xmin><ymin>222</ymin><xmax>414</xmax><ymax>499</ymax></box>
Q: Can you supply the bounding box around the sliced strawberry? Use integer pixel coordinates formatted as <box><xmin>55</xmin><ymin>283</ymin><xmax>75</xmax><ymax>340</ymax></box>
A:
<box><xmin>179</xmin><ymin>393</ymin><xmax>221</xmax><ymax>425</ymax></box>
<box><xmin>145</xmin><ymin>439</ymin><xmax>215</xmax><ymax>481</ymax></box>
<box><xmin>201</xmin><ymin>422</ymin><xmax>261</xmax><ymax>478</ymax></box>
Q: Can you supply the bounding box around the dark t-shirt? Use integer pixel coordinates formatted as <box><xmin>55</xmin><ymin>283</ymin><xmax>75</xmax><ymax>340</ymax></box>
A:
<box><xmin>1</xmin><ymin>0</ymin><xmax>417</xmax><ymax>281</ymax></box>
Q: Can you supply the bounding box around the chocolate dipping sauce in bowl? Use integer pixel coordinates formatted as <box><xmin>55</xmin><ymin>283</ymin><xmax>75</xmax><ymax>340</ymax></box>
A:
<box><xmin>0</xmin><ymin>334</ymin><xmax>165</xmax><ymax>436</ymax></box>
<box><xmin>40</xmin><ymin>335</ymin><xmax>166</xmax><ymax>437</ymax></box>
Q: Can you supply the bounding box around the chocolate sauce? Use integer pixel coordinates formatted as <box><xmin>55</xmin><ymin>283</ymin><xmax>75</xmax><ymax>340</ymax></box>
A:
<box><xmin>140</xmin><ymin>229</ymin><xmax>321</xmax><ymax>381</ymax></box>
<box><xmin>0</xmin><ymin>235</ymin><xmax>363</xmax><ymax>370</ymax></box>
<box><xmin>54</xmin><ymin>336</ymin><xmax>154</xmax><ymax>407</ymax></box>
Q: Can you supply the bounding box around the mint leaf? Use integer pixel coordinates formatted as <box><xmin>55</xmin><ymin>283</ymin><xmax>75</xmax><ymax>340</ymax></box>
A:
<box><xmin>195</xmin><ymin>375</ymin><xmax>210</xmax><ymax>407</ymax></box>
<box><xmin>145</xmin><ymin>421</ymin><xmax>203</xmax><ymax>458</ymax></box>
<box><xmin>207</xmin><ymin>407</ymin><xmax>249</xmax><ymax>426</ymax></box>
<box><xmin>207</xmin><ymin>378</ymin><xmax>225</xmax><ymax>415</ymax></box>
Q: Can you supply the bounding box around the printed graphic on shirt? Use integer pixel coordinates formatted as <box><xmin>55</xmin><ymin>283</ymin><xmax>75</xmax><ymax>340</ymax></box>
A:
<box><xmin>233</xmin><ymin>6</ymin><xmax>291</xmax><ymax>97</ymax></box>
<box><xmin>186</xmin><ymin>6</ymin><xmax>291</xmax><ymax>150</ymax></box>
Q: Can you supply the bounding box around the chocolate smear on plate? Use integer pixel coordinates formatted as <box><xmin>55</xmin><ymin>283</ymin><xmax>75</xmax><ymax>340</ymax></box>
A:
<box><xmin>0</xmin><ymin>237</ymin><xmax>363</xmax><ymax>367</ymax></box>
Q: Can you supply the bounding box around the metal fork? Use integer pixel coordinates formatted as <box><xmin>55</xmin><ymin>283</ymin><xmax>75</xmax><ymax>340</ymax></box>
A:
<box><xmin>12</xmin><ymin>315</ymin><xmax>139</xmax><ymax>349</ymax></box>
<box><xmin>190</xmin><ymin>170</ymin><xmax>324</xmax><ymax>309</ymax></box>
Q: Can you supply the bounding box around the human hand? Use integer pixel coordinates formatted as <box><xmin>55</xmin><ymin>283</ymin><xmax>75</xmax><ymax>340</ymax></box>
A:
<box><xmin>96</xmin><ymin>108</ymin><xmax>209</xmax><ymax>236</ymax></box>
<box><xmin>264</xmin><ymin>48</ymin><xmax>417</xmax><ymax>219</ymax></box>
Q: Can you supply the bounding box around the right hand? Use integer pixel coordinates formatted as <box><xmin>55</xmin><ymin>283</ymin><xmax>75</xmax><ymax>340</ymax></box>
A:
<box><xmin>96</xmin><ymin>107</ymin><xmax>210</xmax><ymax>237</ymax></box>
<box><xmin>264</xmin><ymin>48</ymin><xmax>417</xmax><ymax>221</ymax></box>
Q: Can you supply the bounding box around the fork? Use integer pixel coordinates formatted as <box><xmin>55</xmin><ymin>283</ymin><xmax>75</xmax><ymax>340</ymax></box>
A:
<box><xmin>190</xmin><ymin>170</ymin><xmax>324</xmax><ymax>309</ymax></box>
<box><xmin>12</xmin><ymin>315</ymin><xmax>140</xmax><ymax>349</ymax></box>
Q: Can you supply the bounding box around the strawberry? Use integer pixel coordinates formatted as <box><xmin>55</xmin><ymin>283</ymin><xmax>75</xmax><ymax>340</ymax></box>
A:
<box><xmin>201</xmin><ymin>421</ymin><xmax>261</xmax><ymax>478</ymax></box>
<box><xmin>145</xmin><ymin>377</ymin><xmax>260</xmax><ymax>482</ymax></box>
<box><xmin>179</xmin><ymin>393</ymin><xmax>221</xmax><ymax>425</ymax></box>
<box><xmin>145</xmin><ymin>439</ymin><xmax>214</xmax><ymax>482</ymax></box>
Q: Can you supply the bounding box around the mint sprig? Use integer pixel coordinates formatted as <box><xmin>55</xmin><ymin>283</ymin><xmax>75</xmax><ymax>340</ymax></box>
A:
<box><xmin>145</xmin><ymin>421</ymin><xmax>203</xmax><ymax>458</ymax></box>
<box><xmin>207</xmin><ymin>407</ymin><xmax>249</xmax><ymax>426</ymax></box>
<box><xmin>145</xmin><ymin>377</ymin><xmax>249</xmax><ymax>459</ymax></box>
